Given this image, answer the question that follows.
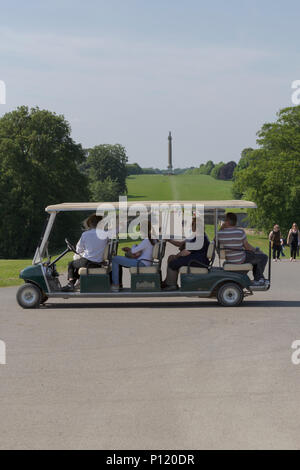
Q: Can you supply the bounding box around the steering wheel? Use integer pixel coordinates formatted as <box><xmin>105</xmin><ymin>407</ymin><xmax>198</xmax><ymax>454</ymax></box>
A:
<box><xmin>65</xmin><ymin>238</ymin><xmax>77</xmax><ymax>253</ymax></box>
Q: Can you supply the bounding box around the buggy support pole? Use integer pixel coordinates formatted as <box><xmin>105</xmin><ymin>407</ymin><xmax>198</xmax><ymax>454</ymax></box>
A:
<box><xmin>33</xmin><ymin>212</ymin><xmax>57</xmax><ymax>264</ymax></box>
<box><xmin>214</xmin><ymin>209</ymin><xmax>220</xmax><ymax>266</ymax></box>
<box><xmin>268</xmin><ymin>240</ymin><xmax>272</xmax><ymax>283</ymax></box>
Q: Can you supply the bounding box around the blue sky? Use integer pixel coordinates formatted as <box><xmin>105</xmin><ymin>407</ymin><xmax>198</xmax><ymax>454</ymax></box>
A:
<box><xmin>1</xmin><ymin>0</ymin><xmax>300</xmax><ymax>167</ymax></box>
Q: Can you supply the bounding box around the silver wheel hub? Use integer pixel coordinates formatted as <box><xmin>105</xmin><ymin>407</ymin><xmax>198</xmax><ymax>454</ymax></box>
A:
<box><xmin>223</xmin><ymin>287</ymin><xmax>239</xmax><ymax>304</ymax></box>
<box><xmin>22</xmin><ymin>287</ymin><xmax>37</xmax><ymax>305</ymax></box>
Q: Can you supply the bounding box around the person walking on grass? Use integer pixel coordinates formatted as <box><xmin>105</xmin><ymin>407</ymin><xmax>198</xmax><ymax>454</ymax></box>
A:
<box><xmin>287</xmin><ymin>223</ymin><xmax>300</xmax><ymax>262</ymax></box>
<box><xmin>269</xmin><ymin>224</ymin><xmax>283</xmax><ymax>261</ymax></box>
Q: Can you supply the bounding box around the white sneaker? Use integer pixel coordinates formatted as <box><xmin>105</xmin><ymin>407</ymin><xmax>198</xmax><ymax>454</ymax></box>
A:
<box><xmin>111</xmin><ymin>284</ymin><xmax>119</xmax><ymax>292</ymax></box>
<box><xmin>252</xmin><ymin>279</ymin><xmax>265</xmax><ymax>286</ymax></box>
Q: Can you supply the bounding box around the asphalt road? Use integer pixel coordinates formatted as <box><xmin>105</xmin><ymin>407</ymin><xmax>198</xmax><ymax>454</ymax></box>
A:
<box><xmin>0</xmin><ymin>259</ymin><xmax>300</xmax><ymax>449</ymax></box>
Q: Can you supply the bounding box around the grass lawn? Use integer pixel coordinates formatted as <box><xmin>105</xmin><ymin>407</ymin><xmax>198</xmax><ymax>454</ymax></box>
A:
<box><xmin>127</xmin><ymin>174</ymin><xmax>233</xmax><ymax>201</ymax></box>
<box><xmin>0</xmin><ymin>254</ymin><xmax>74</xmax><ymax>288</ymax></box>
<box><xmin>0</xmin><ymin>259</ymin><xmax>35</xmax><ymax>288</ymax></box>
<box><xmin>0</xmin><ymin>240</ymin><xmax>141</xmax><ymax>288</ymax></box>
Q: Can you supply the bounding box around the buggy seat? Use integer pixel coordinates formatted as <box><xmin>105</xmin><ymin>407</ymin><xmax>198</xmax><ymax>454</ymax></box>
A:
<box><xmin>129</xmin><ymin>240</ymin><xmax>166</xmax><ymax>274</ymax></box>
<box><xmin>179</xmin><ymin>240</ymin><xmax>215</xmax><ymax>274</ymax></box>
<box><xmin>78</xmin><ymin>240</ymin><xmax>118</xmax><ymax>275</ymax></box>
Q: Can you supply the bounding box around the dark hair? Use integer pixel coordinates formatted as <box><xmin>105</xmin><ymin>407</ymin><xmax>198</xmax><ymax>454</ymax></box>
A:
<box><xmin>225</xmin><ymin>212</ymin><xmax>237</xmax><ymax>226</ymax></box>
<box><xmin>86</xmin><ymin>214</ymin><xmax>103</xmax><ymax>229</ymax></box>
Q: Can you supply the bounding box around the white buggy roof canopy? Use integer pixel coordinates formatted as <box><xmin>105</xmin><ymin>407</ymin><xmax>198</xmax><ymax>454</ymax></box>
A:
<box><xmin>45</xmin><ymin>200</ymin><xmax>257</xmax><ymax>213</ymax></box>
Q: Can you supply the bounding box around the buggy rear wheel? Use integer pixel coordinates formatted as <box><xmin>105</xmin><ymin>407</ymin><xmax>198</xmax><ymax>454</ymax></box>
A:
<box><xmin>217</xmin><ymin>283</ymin><xmax>244</xmax><ymax>307</ymax></box>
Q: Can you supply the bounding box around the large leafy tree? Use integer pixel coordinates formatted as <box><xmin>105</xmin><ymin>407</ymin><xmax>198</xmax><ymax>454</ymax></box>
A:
<box><xmin>0</xmin><ymin>106</ymin><xmax>89</xmax><ymax>258</ymax></box>
<box><xmin>211</xmin><ymin>161</ymin><xmax>225</xmax><ymax>179</ymax></box>
<box><xmin>232</xmin><ymin>148</ymin><xmax>255</xmax><ymax>198</ymax></box>
<box><xmin>232</xmin><ymin>106</ymin><xmax>300</xmax><ymax>234</ymax></box>
<box><xmin>87</xmin><ymin>144</ymin><xmax>128</xmax><ymax>201</ymax></box>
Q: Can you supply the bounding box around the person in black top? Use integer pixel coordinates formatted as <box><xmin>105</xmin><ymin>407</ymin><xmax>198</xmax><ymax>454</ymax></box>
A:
<box><xmin>287</xmin><ymin>223</ymin><xmax>299</xmax><ymax>261</ymax></box>
<box><xmin>162</xmin><ymin>217</ymin><xmax>210</xmax><ymax>290</ymax></box>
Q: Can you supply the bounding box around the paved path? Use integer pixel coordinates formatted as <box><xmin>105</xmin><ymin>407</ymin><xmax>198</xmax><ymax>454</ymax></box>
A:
<box><xmin>0</xmin><ymin>260</ymin><xmax>300</xmax><ymax>449</ymax></box>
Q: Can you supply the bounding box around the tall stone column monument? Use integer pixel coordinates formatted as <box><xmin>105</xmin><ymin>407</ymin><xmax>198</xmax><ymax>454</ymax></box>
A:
<box><xmin>168</xmin><ymin>131</ymin><xmax>173</xmax><ymax>174</ymax></box>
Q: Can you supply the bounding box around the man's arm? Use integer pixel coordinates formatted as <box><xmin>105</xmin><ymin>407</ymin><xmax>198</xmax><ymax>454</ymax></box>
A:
<box><xmin>131</xmin><ymin>250</ymin><xmax>143</xmax><ymax>259</ymax></box>
<box><xmin>243</xmin><ymin>238</ymin><xmax>255</xmax><ymax>252</ymax></box>
<box><xmin>121</xmin><ymin>246</ymin><xmax>142</xmax><ymax>258</ymax></box>
<box><xmin>178</xmin><ymin>249</ymin><xmax>191</xmax><ymax>257</ymax></box>
<box><xmin>76</xmin><ymin>235</ymin><xmax>85</xmax><ymax>254</ymax></box>
<box><xmin>167</xmin><ymin>239</ymin><xmax>184</xmax><ymax>248</ymax></box>
<box><xmin>215</xmin><ymin>223</ymin><xmax>226</xmax><ymax>242</ymax></box>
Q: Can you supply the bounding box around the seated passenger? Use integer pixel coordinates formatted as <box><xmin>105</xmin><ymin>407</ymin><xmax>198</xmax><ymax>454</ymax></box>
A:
<box><xmin>111</xmin><ymin>223</ymin><xmax>156</xmax><ymax>292</ymax></box>
<box><xmin>62</xmin><ymin>214</ymin><xmax>109</xmax><ymax>291</ymax></box>
<box><xmin>218</xmin><ymin>212</ymin><xmax>268</xmax><ymax>286</ymax></box>
<box><xmin>163</xmin><ymin>219</ymin><xmax>210</xmax><ymax>290</ymax></box>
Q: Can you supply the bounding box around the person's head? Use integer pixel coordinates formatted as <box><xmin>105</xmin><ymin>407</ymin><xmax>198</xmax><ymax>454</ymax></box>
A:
<box><xmin>225</xmin><ymin>212</ymin><xmax>237</xmax><ymax>227</ymax></box>
<box><xmin>86</xmin><ymin>214</ymin><xmax>103</xmax><ymax>229</ymax></box>
<box><xmin>273</xmin><ymin>224</ymin><xmax>280</xmax><ymax>232</ymax></box>
<box><xmin>292</xmin><ymin>222</ymin><xmax>298</xmax><ymax>231</ymax></box>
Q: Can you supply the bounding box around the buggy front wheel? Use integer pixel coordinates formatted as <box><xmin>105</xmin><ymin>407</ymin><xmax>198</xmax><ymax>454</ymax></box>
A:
<box><xmin>17</xmin><ymin>283</ymin><xmax>41</xmax><ymax>309</ymax></box>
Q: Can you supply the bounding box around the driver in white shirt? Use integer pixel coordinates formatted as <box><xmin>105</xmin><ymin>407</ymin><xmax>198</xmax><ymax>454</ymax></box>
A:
<box><xmin>62</xmin><ymin>214</ymin><xmax>110</xmax><ymax>291</ymax></box>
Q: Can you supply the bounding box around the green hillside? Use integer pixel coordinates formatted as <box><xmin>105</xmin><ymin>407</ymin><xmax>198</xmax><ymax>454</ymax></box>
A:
<box><xmin>127</xmin><ymin>174</ymin><xmax>233</xmax><ymax>201</ymax></box>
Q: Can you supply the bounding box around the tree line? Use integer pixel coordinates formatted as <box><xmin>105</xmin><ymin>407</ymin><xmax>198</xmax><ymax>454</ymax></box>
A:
<box><xmin>184</xmin><ymin>160</ymin><xmax>237</xmax><ymax>180</ymax></box>
<box><xmin>126</xmin><ymin>163</ymin><xmax>194</xmax><ymax>175</ymax></box>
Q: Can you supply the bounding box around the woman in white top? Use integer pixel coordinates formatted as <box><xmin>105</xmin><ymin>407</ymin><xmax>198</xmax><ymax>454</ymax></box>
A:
<box><xmin>111</xmin><ymin>223</ymin><xmax>156</xmax><ymax>291</ymax></box>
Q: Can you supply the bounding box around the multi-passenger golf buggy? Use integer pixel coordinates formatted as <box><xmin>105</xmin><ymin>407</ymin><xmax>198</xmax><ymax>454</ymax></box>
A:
<box><xmin>16</xmin><ymin>200</ymin><xmax>271</xmax><ymax>309</ymax></box>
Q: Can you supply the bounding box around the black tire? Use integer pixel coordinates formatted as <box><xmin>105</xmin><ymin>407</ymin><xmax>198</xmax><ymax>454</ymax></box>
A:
<box><xmin>217</xmin><ymin>282</ymin><xmax>244</xmax><ymax>307</ymax></box>
<box><xmin>16</xmin><ymin>283</ymin><xmax>41</xmax><ymax>309</ymax></box>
